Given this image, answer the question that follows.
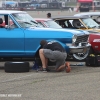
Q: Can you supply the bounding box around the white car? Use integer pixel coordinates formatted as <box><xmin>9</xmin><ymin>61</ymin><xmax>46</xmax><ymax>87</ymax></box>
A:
<box><xmin>74</xmin><ymin>12</ymin><xmax>100</xmax><ymax>24</ymax></box>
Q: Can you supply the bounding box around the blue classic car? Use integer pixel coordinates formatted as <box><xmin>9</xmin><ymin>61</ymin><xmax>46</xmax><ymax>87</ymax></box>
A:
<box><xmin>0</xmin><ymin>10</ymin><xmax>91</xmax><ymax>61</ymax></box>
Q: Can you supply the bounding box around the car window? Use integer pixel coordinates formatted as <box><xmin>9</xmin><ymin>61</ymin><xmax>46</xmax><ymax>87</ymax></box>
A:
<box><xmin>0</xmin><ymin>15</ymin><xmax>5</xmax><ymax>28</ymax></box>
<box><xmin>91</xmin><ymin>16</ymin><xmax>100</xmax><ymax>24</ymax></box>
<box><xmin>65</xmin><ymin>20</ymin><xmax>74</xmax><ymax>27</ymax></box>
<box><xmin>82</xmin><ymin>18</ymin><xmax>100</xmax><ymax>28</ymax></box>
<box><xmin>0</xmin><ymin>15</ymin><xmax>4</xmax><ymax>20</ymax></box>
<box><xmin>12</xmin><ymin>13</ymin><xmax>38</xmax><ymax>28</ymax></box>
<box><xmin>63</xmin><ymin>20</ymin><xmax>74</xmax><ymax>28</ymax></box>
<box><xmin>44</xmin><ymin>20</ymin><xmax>62</xmax><ymax>29</ymax></box>
<box><xmin>9</xmin><ymin>17</ymin><xmax>18</xmax><ymax>28</ymax></box>
<box><xmin>0</xmin><ymin>14</ymin><xmax>18</xmax><ymax>28</ymax></box>
<box><xmin>55</xmin><ymin>19</ymin><xmax>85</xmax><ymax>29</ymax></box>
<box><xmin>38</xmin><ymin>22</ymin><xmax>45</xmax><ymax>27</ymax></box>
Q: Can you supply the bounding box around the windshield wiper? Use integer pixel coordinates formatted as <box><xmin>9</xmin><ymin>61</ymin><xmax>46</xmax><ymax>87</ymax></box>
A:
<box><xmin>23</xmin><ymin>21</ymin><xmax>32</xmax><ymax>25</ymax></box>
<box><xmin>31</xmin><ymin>20</ymin><xmax>38</xmax><ymax>24</ymax></box>
<box><xmin>92</xmin><ymin>26</ymin><xmax>97</xmax><ymax>28</ymax></box>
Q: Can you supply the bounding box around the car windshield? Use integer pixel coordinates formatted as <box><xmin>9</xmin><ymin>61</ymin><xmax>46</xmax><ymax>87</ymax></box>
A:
<box><xmin>12</xmin><ymin>13</ymin><xmax>39</xmax><ymax>28</ymax></box>
<box><xmin>81</xmin><ymin>18</ymin><xmax>100</xmax><ymax>28</ymax></box>
<box><xmin>44</xmin><ymin>20</ymin><xmax>62</xmax><ymax>28</ymax></box>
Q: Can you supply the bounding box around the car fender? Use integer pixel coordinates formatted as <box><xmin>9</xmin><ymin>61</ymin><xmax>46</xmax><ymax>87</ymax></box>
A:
<box><xmin>47</xmin><ymin>39</ymin><xmax>67</xmax><ymax>48</ymax></box>
<box><xmin>89</xmin><ymin>34</ymin><xmax>100</xmax><ymax>51</ymax></box>
<box><xmin>34</xmin><ymin>39</ymin><xmax>68</xmax><ymax>58</ymax></box>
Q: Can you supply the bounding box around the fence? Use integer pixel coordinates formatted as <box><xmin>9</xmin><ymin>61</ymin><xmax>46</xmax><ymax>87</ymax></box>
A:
<box><xmin>0</xmin><ymin>6</ymin><xmax>100</xmax><ymax>11</ymax></box>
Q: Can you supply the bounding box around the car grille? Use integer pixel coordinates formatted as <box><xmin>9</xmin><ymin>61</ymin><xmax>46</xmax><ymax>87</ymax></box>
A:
<box><xmin>75</xmin><ymin>35</ymin><xmax>89</xmax><ymax>46</ymax></box>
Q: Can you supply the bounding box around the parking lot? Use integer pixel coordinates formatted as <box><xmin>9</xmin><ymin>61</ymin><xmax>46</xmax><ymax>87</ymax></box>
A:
<box><xmin>0</xmin><ymin>10</ymin><xmax>100</xmax><ymax>100</ymax></box>
<box><xmin>26</xmin><ymin>10</ymin><xmax>77</xmax><ymax>18</ymax></box>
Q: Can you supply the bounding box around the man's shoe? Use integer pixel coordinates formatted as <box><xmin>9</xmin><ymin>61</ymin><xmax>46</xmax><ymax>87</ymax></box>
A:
<box><xmin>42</xmin><ymin>68</ymin><xmax>47</xmax><ymax>72</ymax></box>
<box><xmin>65</xmin><ymin>62</ymin><xmax>71</xmax><ymax>73</ymax></box>
<box><xmin>38</xmin><ymin>67</ymin><xmax>50</xmax><ymax>72</ymax></box>
<box><xmin>46</xmin><ymin>68</ymin><xmax>50</xmax><ymax>72</ymax></box>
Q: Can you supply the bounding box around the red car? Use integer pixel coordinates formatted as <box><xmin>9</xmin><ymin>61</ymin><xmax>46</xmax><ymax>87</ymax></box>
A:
<box><xmin>89</xmin><ymin>34</ymin><xmax>100</xmax><ymax>54</ymax></box>
<box><xmin>34</xmin><ymin>18</ymin><xmax>62</xmax><ymax>28</ymax></box>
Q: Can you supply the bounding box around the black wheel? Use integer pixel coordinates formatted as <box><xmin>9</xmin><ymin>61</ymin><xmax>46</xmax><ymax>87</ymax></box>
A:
<box><xmin>4</xmin><ymin>62</ymin><xmax>30</xmax><ymax>73</ymax></box>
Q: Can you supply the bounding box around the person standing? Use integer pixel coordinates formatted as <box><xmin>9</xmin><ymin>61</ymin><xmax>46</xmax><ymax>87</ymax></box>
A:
<box><xmin>39</xmin><ymin>40</ymin><xmax>71</xmax><ymax>72</ymax></box>
<box><xmin>47</xmin><ymin>13</ymin><xmax>51</xmax><ymax>18</ymax></box>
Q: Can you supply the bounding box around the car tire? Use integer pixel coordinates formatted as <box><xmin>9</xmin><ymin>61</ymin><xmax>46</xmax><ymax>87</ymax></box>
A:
<box><xmin>4</xmin><ymin>62</ymin><xmax>30</xmax><ymax>73</ymax></box>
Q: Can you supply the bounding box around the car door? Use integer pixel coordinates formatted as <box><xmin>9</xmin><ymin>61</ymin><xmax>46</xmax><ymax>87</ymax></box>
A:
<box><xmin>0</xmin><ymin>15</ymin><xmax>24</xmax><ymax>57</ymax></box>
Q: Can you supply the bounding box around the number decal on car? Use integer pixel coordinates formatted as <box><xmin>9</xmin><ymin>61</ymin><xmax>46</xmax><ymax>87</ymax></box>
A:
<box><xmin>93</xmin><ymin>39</ymin><xmax>100</xmax><ymax>42</ymax></box>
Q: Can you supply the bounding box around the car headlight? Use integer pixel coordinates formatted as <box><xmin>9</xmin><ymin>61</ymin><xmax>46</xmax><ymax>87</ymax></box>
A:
<box><xmin>72</xmin><ymin>35</ymin><xmax>77</xmax><ymax>43</ymax></box>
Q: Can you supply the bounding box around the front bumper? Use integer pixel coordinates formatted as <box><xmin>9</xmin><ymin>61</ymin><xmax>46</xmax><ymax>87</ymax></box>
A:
<box><xmin>69</xmin><ymin>42</ymin><xmax>91</xmax><ymax>53</ymax></box>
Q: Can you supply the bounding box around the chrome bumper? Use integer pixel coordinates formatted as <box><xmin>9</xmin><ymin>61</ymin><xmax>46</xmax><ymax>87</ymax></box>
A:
<box><xmin>69</xmin><ymin>43</ymin><xmax>91</xmax><ymax>53</ymax></box>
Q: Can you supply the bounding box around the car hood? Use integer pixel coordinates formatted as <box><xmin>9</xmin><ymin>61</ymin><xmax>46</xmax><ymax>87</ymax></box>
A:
<box><xmin>77</xmin><ymin>28</ymin><xmax>100</xmax><ymax>34</ymax></box>
<box><xmin>27</xmin><ymin>27</ymin><xmax>89</xmax><ymax>35</ymax></box>
<box><xmin>90</xmin><ymin>29</ymin><xmax>100</xmax><ymax>32</ymax></box>
<box><xmin>85</xmin><ymin>29</ymin><xmax>100</xmax><ymax>34</ymax></box>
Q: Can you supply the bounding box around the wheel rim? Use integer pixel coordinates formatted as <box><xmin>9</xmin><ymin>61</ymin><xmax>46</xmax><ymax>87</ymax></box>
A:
<box><xmin>73</xmin><ymin>50</ymin><xmax>89</xmax><ymax>60</ymax></box>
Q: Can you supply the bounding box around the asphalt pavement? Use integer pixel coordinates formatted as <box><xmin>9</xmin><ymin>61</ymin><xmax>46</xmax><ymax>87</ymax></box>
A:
<box><xmin>26</xmin><ymin>10</ymin><xmax>78</xmax><ymax>18</ymax></box>
<box><xmin>25</xmin><ymin>10</ymin><xmax>99</xmax><ymax>18</ymax></box>
<box><xmin>0</xmin><ymin>60</ymin><xmax>100</xmax><ymax>100</ymax></box>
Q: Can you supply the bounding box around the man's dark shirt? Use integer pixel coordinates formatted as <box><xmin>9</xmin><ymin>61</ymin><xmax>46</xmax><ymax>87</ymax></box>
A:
<box><xmin>43</xmin><ymin>41</ymin><xmax>66</xmax><ymax>52</ymax></box>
